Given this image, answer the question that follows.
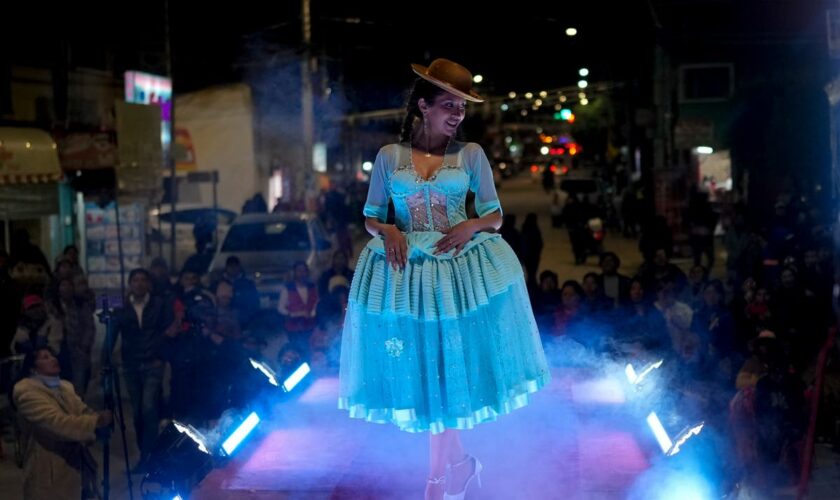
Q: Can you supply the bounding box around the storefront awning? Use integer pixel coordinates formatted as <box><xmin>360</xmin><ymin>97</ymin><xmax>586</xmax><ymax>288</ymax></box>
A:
<box><xmin>0</xmin><ymin>127</ymin><xmax>63</xmax><ymax>185</ymax></box>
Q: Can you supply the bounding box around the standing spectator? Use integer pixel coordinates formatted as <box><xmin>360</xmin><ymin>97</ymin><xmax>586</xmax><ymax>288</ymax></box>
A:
<box><xmin>213</xmin><ymin>279</ymin><xmax>242</xmax><ymax>340</ymax></box>
<box><xmin>9</xmin><ymin>228</ymin><xmax>52</xmax><ymax>281</ymax></box>
<box><xmin>62</xmin><ymin>245</ymin><xmax>85</xmax><ymax>276</ymax></box>
<box><xmin>113</xmin><ymin>268</ymin><xmax>174</xmax><ymax>463</ymax></box>
<box><xmin>0</xmin><ymin>250</ymin><xmax>19</xmax><ymax>356</ymax></box>
<box><xmin>541</xmin><ymin>166</ymin><xmax>555</xmax><ymax>194</ymax></box>
<box><xmin>639</xmin><ymin>215</ymin><xmax>673</xmax><ymax>263</ymax></box>
<box><xmin>169</xmin><ymin>265</ymin><xmax>215</xmax><ymax>422</ymax></box>
<box><xmin>149</xmin><ymin>257</ymin><xmax>176</xmax><ymax>299</ymax></box>
<box><xmin>499</xmin><ymin>214</ymin><xmax>522</xmax><ymax>261</ymax></box>
<box><xmin>52</xmin><ymin>277</ymin><xmax>96</xmax><ymax>398</ymax></box>
<box><xmin>533</xmin><ymin>270</ymin><xmax>562</xmax><ymax>335</ymax></box>
<box><xmin>13</xmin><ymin>347</ymin><xmax>112</xmax><ymax>500</ymax></box>
<box><xmin>219</xmin><ymin>256</ymin><xmax>260</xmax><ymax>329</ymax></box>
<box><xmin>278</xmin><ymin>262</ymin><xmax>319</xmax><ymax>350</ymax></box>
<box><xmin>12</xmin><ymin>295</ymin><xmax>63</xmax><ymax>355</ymax></box>
<box><xmin>317</xmin><ymin>250</ymin><xmax>355</xmax><ymax>298</ymax></box>
<box><xmin>520</xmin><ymin>213</ymin><xmax>543</xmax><ymax>287</ymax></box>
<box><xmin>686</xmin><ymin>191</ymin><xmax>718</xmax><ymax>268</ymax></box>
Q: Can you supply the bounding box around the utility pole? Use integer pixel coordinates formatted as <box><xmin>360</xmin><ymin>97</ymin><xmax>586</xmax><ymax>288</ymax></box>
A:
<box><xmin>164</xmin><ymin>0</ymin><xmax>177</xmax><ymax>270</ymax></box>
<box><xmin>300</xmin><ymin>0</ymin><xmax>314</xmax><ymax>206</ymax></box>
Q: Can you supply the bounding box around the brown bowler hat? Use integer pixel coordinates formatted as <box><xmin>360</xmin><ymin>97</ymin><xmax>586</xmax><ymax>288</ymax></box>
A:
<box><xmin>411</xmin><ymin>58</ymin><xmax>484</xmax><ymax>103</ymax></box>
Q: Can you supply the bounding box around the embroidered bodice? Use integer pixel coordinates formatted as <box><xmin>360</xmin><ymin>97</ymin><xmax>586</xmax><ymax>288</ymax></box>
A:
<box><xmin>362</xmin><ymin>142</ymin><xmax>502</xmax><ymax>232</ymax></box>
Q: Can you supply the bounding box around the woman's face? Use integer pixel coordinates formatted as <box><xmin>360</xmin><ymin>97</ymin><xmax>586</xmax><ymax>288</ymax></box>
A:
<box><xmin>582</xmin><ymin>276</ymin><xmax>598</xmax><ymax>296</ymax></box>
<box><xmin>33</xmin><ymin>349</ymin><xmax>60</xmax><ymax>376</ymax></box>
<box><xmin>540</xmin><ymin>276</ymin><xmax>557</xmax><ymax>292</ymax></box>
<box><xmin>630</xmin><ymin>281</ymin><xmax>645</xmax><ymax>303</ymax></box>
<box><xmin>59</xmin><ymin>280</ymin><xmax>74</xmax><ymax>301</ymax></box>
<box><xmin>561</xmin><ymin>285</ymin><xmax>580</xmax><ymax>308</ymax></box>
<box><xmin>421</xmin><ymin>93</ymin><xmax>467</xmax><ymax>137</ymax></box>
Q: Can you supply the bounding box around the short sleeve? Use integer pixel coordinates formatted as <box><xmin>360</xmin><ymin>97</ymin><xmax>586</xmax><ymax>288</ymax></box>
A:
<box><xmin>468</xmin><ymin>144</ymin><xmax>503</xmax><ymax>217</ymax></box>
<box><xmin>362</xmin><ymin>147</ymin><xmax>390</xmax><ymax>222</ymax></box>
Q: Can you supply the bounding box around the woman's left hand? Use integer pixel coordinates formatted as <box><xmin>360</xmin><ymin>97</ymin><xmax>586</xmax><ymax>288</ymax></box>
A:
<box><xmin>434</xmin><ymin>220</ymin><xmax>477</xmax><ymax>256</ymax></box>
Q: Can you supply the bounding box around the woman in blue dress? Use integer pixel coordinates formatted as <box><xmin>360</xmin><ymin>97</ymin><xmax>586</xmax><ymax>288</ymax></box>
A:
<box><xmin>338</xmin><ymin>58</ymin><xmax>550</xmax><ymax>500</ymax></box>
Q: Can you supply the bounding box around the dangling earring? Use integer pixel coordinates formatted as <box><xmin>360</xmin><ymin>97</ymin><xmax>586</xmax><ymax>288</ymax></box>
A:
<box><xmin>423</xmin><ymin>118</ymin><xmax>431</xmax><ymax>158</ymax></box>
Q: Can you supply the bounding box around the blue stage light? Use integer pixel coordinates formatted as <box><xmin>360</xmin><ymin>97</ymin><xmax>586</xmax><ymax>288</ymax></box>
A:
<box><xmin>283</xmin><ymin>362</ymin><xmax>311</xmax><ymax>392</ymax></box>
<box><xmin>646</xmin><ymin>412</ymin><xmax>673</xmax><ymax>454</ymax></box>
<box><xmin>221</xmin><ymin>412</ymin><xmax>261</xmax><ymax>455</ymax></box>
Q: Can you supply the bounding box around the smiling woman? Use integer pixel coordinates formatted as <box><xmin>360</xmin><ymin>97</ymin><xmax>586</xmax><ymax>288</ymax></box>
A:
<box><xmin>337</xmin><ymin>58</ymin><xmax>550</xmax><ymax>500</ymax></box>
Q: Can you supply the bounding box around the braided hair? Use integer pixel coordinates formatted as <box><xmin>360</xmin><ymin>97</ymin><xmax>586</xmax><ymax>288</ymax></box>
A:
<box><xmin>399</xmin><ymin>79</ymin><xmax>448</xmax><ymax>143</ymax></box>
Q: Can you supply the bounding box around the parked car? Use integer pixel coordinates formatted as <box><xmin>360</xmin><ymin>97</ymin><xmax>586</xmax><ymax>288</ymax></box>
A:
<box><xmin>208</xmin><ymin>212</ymin><xmax>335</xmax><ymax>310</ymax></box>
<box><xmin>147</xmin><ymin>205</ymin><xmax>237</xmax><ymax>269</ymax></box>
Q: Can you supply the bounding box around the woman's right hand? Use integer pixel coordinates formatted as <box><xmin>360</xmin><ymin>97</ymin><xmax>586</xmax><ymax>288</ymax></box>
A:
<box><xmin>382</xmin><ymin>225</ymin><xmax>407</xmax><ymax>270</ymax></box>
<box><xmin>96</xmin><ymin>410</ymin><xmax>113</xmax><ymax>428</ymax></box>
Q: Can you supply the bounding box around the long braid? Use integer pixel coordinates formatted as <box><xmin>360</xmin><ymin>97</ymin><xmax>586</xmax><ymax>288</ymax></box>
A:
<box><xmin>399</xmin><ymin>79</ymin><xmax>445</xmax><ymax>143</ymax></box>
<box><xmin>399</xmin><ymin>99</ymin><xmax>420</xmax><ymax>143</ymax></box>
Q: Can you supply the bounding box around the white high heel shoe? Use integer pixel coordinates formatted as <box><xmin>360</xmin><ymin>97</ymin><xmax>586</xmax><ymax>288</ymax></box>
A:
<box><xmin>443</xmin><ymin>455</ymin><xmax>482</xmax><ymax>500</ymax></box>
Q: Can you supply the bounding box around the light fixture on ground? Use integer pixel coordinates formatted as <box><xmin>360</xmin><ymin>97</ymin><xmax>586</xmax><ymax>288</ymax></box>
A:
<box><xmin>646</xmin><ymin>412</ymin><xmax>705</xmax><ymax>457</ymax></box>
<box><xmin>625</xmin><ymin>360</ymin><xmax>663</xmax><ymax>385</ymax></box>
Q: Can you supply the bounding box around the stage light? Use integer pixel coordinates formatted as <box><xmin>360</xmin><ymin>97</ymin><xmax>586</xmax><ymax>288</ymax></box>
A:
<box><xmin>647</xmin><ymin>412</ymin><xmax>673</xmax><ymax>454</ymax></box>
<box><xmin>669</xmin><ymin>422</ymin><xmax>705</xmax><ymax>457</ymax></box>
<box><xmin>172</xmin><ymin>420</ymin><xmax>211</xmax><ymax>455</ymax></box>
<box><xmin>626</xmin><ymin>360</ymin><xmax>663</xmax><ymax>385</ymax></box>
<box><xmin>221</xmin><ymin>412</ymin><xmax>261</xmax><ymax>456</ymax></box>
<box><xmin>141</xmin><ymin>421</ymin><xmax>214</xmax><ymax>491</ymax></box>
<box><xmin>250</xmin><ymin>358</ymin><xmax>279</xmax><ymax>387</ymax></box>
<box><xmin>283</xmin><ymin>362</ymin><xmax>311</xmax><ymax>392</ymax></box>
<box><xmin>646</xmin><ymin>411</ymin><xmax>705</xmax><ymax>457</ymax></box>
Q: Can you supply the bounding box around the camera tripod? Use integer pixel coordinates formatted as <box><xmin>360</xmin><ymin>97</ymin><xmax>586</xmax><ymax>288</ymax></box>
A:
<box><xmin>98</xmin><ymin>297</ymin><xmax>134</xmax><ymax>500</ymax></box>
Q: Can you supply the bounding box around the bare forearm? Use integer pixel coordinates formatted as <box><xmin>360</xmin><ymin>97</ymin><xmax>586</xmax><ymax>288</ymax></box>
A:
<box><xmin>470</xmin><ymin>210</ymin><xmax>503</xmax><ymax>233</ymax></box>
<box><xmin>365</xmin><ymin>217</ymin><xmax>396</xmax><ymax>237</ymax></box>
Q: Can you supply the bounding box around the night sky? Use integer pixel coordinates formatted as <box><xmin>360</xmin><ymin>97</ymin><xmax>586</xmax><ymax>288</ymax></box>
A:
<box><xmin>5</xmin><ymin>1</ymin><xmax>831</xmax><ymax>111</ymax></box>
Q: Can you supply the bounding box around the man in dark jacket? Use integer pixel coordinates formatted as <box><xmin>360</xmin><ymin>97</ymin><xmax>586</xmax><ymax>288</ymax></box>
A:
<box><xmin>114</xmin><ymin>268</ymin><xmax>174</xmax><ymax>461</ymax></box>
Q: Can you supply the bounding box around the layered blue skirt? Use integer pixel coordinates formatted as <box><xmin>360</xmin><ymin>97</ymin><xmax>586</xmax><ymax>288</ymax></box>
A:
<box><xmin>338</xmin><ymin>231</ymin><xmax>551</xmax><ymax>434</ymax></box>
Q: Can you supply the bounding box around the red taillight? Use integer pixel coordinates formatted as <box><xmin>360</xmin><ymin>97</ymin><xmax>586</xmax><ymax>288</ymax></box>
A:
<box><xmin>550</xmin><ymin>165</ymin><xmax>557</xmax><ymax>173</ymax></box>
<box><xmin>530</xmin><ymin>165</ymin><xmax>539</xmax><ymax>172</ymax></box>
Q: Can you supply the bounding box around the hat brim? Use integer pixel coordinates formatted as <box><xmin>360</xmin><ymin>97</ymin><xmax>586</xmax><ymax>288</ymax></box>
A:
<box><xmin>411</xmin><ymin>64</ymin><xmax>484</xmax><ymax>103</ymax></box>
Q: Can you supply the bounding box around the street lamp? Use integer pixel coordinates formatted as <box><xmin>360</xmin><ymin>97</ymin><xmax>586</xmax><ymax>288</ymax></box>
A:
<box><xmin>579</xmin><ymin>68</ymin><xmax>589</xmax><ymax>77</ymax></box>
<box><xmin>578</xmin><ymin>80</ymin><xmax>588</xmax><ymax>89</ymax></box>
<box><xmin>473</xmin><ymin>74</ymin><xmax>484</xmax><ymax>83</ymax></box>
<box><xmin>566</xmin><ymin>27</ymin><xmax>577</xmax><ymax>36</ymax></box>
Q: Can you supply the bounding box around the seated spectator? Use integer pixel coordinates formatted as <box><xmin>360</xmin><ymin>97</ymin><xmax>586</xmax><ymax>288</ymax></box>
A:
<box><xmin>533</xmin><ymin>270</ymin><xmax>562</xmax><ymax>335</ymax></box>
<box><xmin>317</xmin><ymin>250</ymin><xmax>355</xmax><ymax>298</ymax></box>
<box><xmin>612</xmin><ymin>278</ymin><xmax>670</xmax><ymax>356</ymax></box>
<box><xmin>596</xmin><ymin>252</ymin><xmax>631</xmax><ymax>308</ymax></box>
<box><xmin>581</xmin><ymin>272</ymin><xmax>613</xmax><ymax>316</ymax></box>
<box><xmin>13</xmin><ymin>347</ymin><xmax>112</xmax><ymax>499</ymax></box>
